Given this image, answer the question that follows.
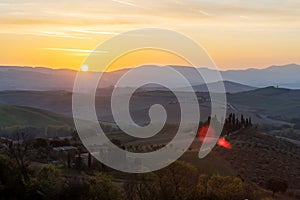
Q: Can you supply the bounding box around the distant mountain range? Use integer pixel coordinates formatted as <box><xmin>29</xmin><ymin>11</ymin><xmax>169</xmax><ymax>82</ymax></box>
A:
<box><xmin>0</xmin><ymin>63</ymin><xmax>299</xmax><ymax>91</ymax></box>
<box><xmin>221</xmin><ymin>63</ymin><xmax>300</xmax><ymax>89</ymax></box>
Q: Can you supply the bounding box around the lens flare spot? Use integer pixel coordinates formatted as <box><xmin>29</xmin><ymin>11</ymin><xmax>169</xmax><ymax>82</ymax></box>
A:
<box><xmin>198</xmin><ymin>126</ymin><xmax>232</xmax><ymax>149</ymax></box>
<box><xmin>217</xmin><ymin>137</ymin><xmax>232</xmax><ymax>149</ymax></box>
<box><xmin>198</xmin><ymin>125</ymin><xmax>216</xmax><ymax>143</ymax></box>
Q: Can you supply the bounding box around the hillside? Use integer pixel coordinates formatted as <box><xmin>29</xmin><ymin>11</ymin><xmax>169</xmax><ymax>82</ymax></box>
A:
<box><xmin>0</xmin><ymin>87</ymin><xmax>298</xmax><ymax>125</ymax></box>
<box><xmin>0</xmin><ymin>90</ymin><xmax>73</xmax><ymax>116</ymax></box>
<box><xmin>216</xmin><ymin>129</ymin><xmax>300</xmax><ymax>193</ymax></box>
<box><xmin>0</xmin><ymin>105</ymin><xmax>74</xmax><ymax>128</ymax></box>
<box><xmin>112</xmin><ymin>128</ymin><xmax>300</xmax><ymax>196</ymax></box>
<box><xmin>177</xmin><ymin>129</ymin><xmax>300</xmax><ymax>196</ymax></box>
<box><xmin>191</xmin><ymin>80</ymin><xmax>256</xmax><ymax>93</ymax></box>
<box><xmin>228</xmin><ymin>87</ymin><xmax>300</xmax><ymax>118</ymax></box>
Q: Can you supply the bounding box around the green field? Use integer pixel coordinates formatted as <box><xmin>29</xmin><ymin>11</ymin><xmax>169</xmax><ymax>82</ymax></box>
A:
<box><xmin>0</xmin><ymin>105</ymin><xmax>74</xmax><ymax>128</ymax></box>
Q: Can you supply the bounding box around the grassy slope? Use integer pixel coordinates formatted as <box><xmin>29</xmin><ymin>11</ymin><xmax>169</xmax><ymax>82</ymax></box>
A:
<box><xmin>0</xmin><ymin>105</ymin><xmax>74</xmax><ymax>128</ymax></box>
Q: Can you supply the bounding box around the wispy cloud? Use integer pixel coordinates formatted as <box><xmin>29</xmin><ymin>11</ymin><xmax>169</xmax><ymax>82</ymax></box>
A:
<box><xmin>67</xmin><ymin>29</ymin><xmax>119</xmax><ymax>35</ymax></box>
<box><xmin>239</xmin><ymin>15</ymin><xmax>251</xmax><ymax>20</ymax></box>
<box><xmin>44</xmin><ymin>48</ymin><xmax>107</xmax><ymax>54</ymax></box>
<box><xmin>110</xmin><ymin>0</ymin><xmax>144</xmax><ymax>8</ymax></box>
<box><xmin>190</xmin><ymin>8</ymin><xmax>213</xmax><ymax>17</ymax></box>
<box><xmin>0</xmin><ymin>30</ymin><xmax>91</xmax><ymax>39</ymax></box>
<box><xmin>39</xmin><ymin>31</ymin><xmax>91</xmax><ymax>39</ymax></box>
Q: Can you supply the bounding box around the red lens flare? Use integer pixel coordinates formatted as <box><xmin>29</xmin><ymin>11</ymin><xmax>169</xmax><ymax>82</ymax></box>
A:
<box><xmin>217</xmin><ymin>137</ymin><xmax>232</xmax><ymax>149</ymax></box>
<box><xmin>198</xmin><ymin>125</ymin><xmax>216</xmax><ymax>142</ymax></box>
<box><xmin>198</xmin><ymin>125</ymin><xmax>232</xmax><ymax>149</ymax></box>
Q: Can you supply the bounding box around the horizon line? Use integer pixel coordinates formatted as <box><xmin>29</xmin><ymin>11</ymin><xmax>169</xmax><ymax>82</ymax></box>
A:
<box><xmin>0</xmin><ymin>63</ymin><xmax>299</xmax><ymax>73</ymax></box>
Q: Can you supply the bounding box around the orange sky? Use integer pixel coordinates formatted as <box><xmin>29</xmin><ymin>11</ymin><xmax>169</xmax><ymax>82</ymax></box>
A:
<box><xmin>0</xmin><ymin>0</ymin><xmax>299</xmax><ymax>71</ymax></box>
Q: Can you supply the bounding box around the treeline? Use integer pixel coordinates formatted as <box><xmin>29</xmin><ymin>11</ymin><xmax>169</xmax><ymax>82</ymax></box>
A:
<box><xmin>223</xmin><ymin>113</ymin><xmax>252</xmax><ymax>134</ymax></box>
<box><xmin>0</xmin><ymin>155</ymin><xmax>259</xmax><ymax>200</ymax></box>
<box><xmin>201</xmin><ymin>113</ymin><xmax>253</xmax><ymax>136</ymax></box>
<box><xmin>124</xmin><ymin>161</ymin><xmax>258</xmax><ymax>200</ymax></box>
<box><xmin>0</xmin><ymin>155</ymin><xmax>121</xmax><ymax>200</ymax></box>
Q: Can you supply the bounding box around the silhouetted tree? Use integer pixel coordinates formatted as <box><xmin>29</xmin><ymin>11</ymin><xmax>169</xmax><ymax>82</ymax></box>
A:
<box><xmin>7</xmin><ymin>132</ymin><xmax>33</xmax><ymax>182</ymax></box>
<box><xmin>241</xmin><ymin>114</ymin><xmax>245</xmax><ymax>127</ymax></box>
<box><xmin>266</xmin><ymin>177</ymin><xmax>288</xmax><ymax>198</ymax></box>
<box><xmin>88</xmin><ymin>153</ymin><xmax>92</xmax><ymax>168</ymax></box>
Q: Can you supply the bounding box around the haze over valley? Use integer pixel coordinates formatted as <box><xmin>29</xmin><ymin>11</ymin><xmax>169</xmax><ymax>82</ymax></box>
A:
<box><xmin>1</xmin><ymin>63</ymin><xmax>300</xmax><ymax>91</ymax></box>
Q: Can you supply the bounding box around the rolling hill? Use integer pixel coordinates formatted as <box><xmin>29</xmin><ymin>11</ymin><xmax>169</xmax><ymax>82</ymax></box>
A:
<box><xmin>227</xmin><ymin>86</ymin><xmax>300</xmax><ymax>118</ymax></box>
<box><xmin>0</xmin><ymin>90</ymin><xmax>73</xmax><ymax>116</ymax></box>
<box><xmin>0</xmin><ymin>105</ymin><xmax>74</xmax><ymax>128</ymax></box>
<box><xmin>0</xmin><ymin>86</ymin><xmax>300</xmax><ymax>125</ymax></box>
<box><xmin>187</xmin><ymin>80</ymin><xmax>256</xmax><ymax>93</ymax></box>
<box><xmin>0</xmin><ymin>86</ymin><xmax>298</xmax><ymax>126</ymax></box>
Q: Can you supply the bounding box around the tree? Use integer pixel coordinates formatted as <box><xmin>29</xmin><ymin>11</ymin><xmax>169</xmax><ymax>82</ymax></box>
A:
<box><xmin>7</xmin><ymin>132</ymin><xmax>34</xmax><ymax>181</ymax></box>
<box><xmin>207</xmin><ymin>175</ymin><xmax>244</xmax><ymax>200</ymax></box>
<box><xmin>33</xmin><ymin>164</ymin><xmax>63</xmax><ymax>199</ymax></box>
<box><xmin>124</xmin><ymin>163</ymin><xmax>258</xmax><ymax>200</ymax></box>
<box><xmin>156</xmin><ymin>160</ymin><xmax>198</xmax><ymax>200</ymax></box>
<box><xmin>124</xmin><ymin>161</ymin><xmax>199</xmax><ymax>200</ymax></box>
<box><xmin>197</xmin><ymin>174</ymin><xmax>209</xmax><ymax>198</ymax></box>
<box><xmin>245</xmin><ymin>118</ymin><xmax>249</xmax><ymax>127</ymax></box>
<box><xmin>60</xmin><ymin>179</ymin><xmax>90</xmax><ymax>200</ymax></box>
<box><xmin>0</xmin><ymin>154</ymin><xmax>20</xmax><ymax>199</ymax></box>
<box><xmin>124</xmin><ymin>173</ymin><xmax>159</xmax><ymax>200</ymax></box>
<box><xmin>0</xmin><ymin>154</ymin><xmax>54</xmax><ymax>200</ymax></box>
<box><xmin>88</xmin><ymin>153</ymin><xmax>92</xmax><ymax>168</ymax></box>
<box><xmin>249</xmin><ymin>117</ymin><xmax>252</xmax><ymax>127</ymax></box>
<box><xmin>241</xmin><ymin>114</ymin><xmax>245</xmax><ymax>127</ymax></box>
<box><xmin>88</xmin><ymin>172</ymin><xmax>122</xmax><ymax>200</ymax></box>
<box><xmin>266</xmin><ymin>177</ymin><xmax>288</xmax><ymax>198</ymax></box>
<box><xmin>33</xmin><ymin>138</ymin><xmax>49</xmax><ymax>149</ymax></box>
<box><xmin>33</xmin><ymin>138</ymin><xmax>51</xmax><ymax>161</ymax></box>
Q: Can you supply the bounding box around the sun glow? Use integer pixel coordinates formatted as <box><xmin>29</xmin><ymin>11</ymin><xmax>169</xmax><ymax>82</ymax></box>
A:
<box><xmin>0</xmin><ymin>0</ymin><xmax>299</xmax><ymax>70</ymax></box>
<box><xmin>81</xmin><ymin>65</ymin><xmax>89</xmax><ymax>72</ymax></box>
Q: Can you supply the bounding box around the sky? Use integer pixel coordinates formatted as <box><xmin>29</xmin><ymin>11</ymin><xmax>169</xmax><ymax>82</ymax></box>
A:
<box><xmin>0</xmin><ymin>0</ymin><xmax>299</xmax><ymax>71</ymax></box>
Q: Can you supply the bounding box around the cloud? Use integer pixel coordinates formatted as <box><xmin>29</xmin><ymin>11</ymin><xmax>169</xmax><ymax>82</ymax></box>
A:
<box><xmin>0</xmin><ymin>30</ymin><xmax>91</xmax><ymax>39</ymax></box>
<box><xmin>38</xmin><ymin>31</ymin><xmax>91</xmax><ymax>39</ymax></box>
<box><xmin>44</xmin><ymin>48</ymin><xmax>107</xmax><ymax>54</ymax></box>
<box><xmin>110</xmin><ymin>0</ymin><xmax>145</xmax><ymax>8</ymax></box>
<box><xmin>67</xmin><ymin>29</ymin><xmax>119</xmax><ymax>35</ymax></box>
<box><xmin>0</xmin><ymin>0</ymin><xmax>298</xmax><ymax>29</ymax></box>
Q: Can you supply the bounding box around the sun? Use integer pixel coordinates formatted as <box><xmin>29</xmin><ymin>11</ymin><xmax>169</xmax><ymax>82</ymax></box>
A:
<box><xmin>81</xmin><ymin>65</ymin><xmax>89</xmax><ymax>72</ymax></box>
